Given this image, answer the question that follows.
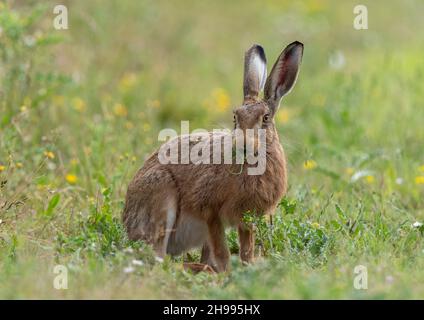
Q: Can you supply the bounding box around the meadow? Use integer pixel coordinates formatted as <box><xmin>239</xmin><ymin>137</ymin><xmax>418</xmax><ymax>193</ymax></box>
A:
<box><xmin>0</xmin><ymin>0</ymin><xmax>423</xmax><ymax>299</ymax></box>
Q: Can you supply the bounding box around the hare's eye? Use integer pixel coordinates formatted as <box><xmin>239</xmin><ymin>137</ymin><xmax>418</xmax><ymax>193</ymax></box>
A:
<box><xmin>233</xmin><ymin>115</ymin><xmax>236</xmax><ymax>122</ymax></box>
<box><xmin>263</xmin><ymin>114</ymin><xmax>270</xmax><ymax>122</ymax></box>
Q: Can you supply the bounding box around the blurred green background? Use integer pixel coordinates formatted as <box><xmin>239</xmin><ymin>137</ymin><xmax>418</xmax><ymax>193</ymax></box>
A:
<box><xmin>0</xmin><ymin>0</ymin><xmax>423</xmax><ymax>299</ymax></box>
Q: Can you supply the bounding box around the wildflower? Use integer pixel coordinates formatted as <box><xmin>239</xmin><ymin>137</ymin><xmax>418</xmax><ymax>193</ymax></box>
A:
<box><xmin>0</xmin><ymin>165</ymin><xmax>5</xmax><ymax>172</ymax></box>
<box><xmin>52</xmin><ymin>95</ymin><xmax>65</xmax><ymax>107</ymax></box>
<box><xmin>44</xmin><ymin>151</ymin><xmax>55</xmax><ymax>159</ymax></box>
<box><xmin>123</xmin><ymin>266</ymin><xmax>135</xmax><ymax>274</ymax></box>
<box><xmin>132</xmin><ymin>259</ymin><xmax>144</xmax><ymax>266</ymax></box>
<box><xmin>365</xmin><ymin>175</ymin><xmax>375</xmax><ymax>184</ymax></box>
<box><xmin>70</xmin><ymin>158</ymin><xmax>79</xmax><ymax>166</ymax></box>
<box><xmin>143</xmin><ymin>123</ymin><xmax>151</xmax><ymax>132</ymax></box>
<box><xmin>212</xmin><ymin>88</ymin><xmax>230</xmax><ymax>112</ymax></box>
<box><xmin>123</xmin><ymin>247</ymin><xmax>134</xmax><ymax>254</ymax></box>
<box><xmin>119</xmin><ymin>73</ymin><xmax>137</xmax><ymax>92</ymax></box>
<box><xmin>412</xmin><ymin>222</ymin><xmax>423</xmax><ymax>228</ymax></box>
<box><xmin>350</xmin><ymin>170</ymin><xmax>373</xmax><ymax>183</ymax></box>
<box><xmin>125</xmin><ymin>121</ymin><xmax>134</xmax><ymax>129</ymax></box>
<box><xmin>113</xmin><ymin>103</ymin><xmax>128</xmax><ymax>117</ymax></box>
<box><xmin>419</xmin><ymin>165</ymin><xmax>424</xmax><ymax>173</ymax></box>
<box><xmin>395</xmin><ymin>178</ymin><xmax>404</xmax><ymax>185</ymax></box>
<box><xmin>415</xmin><ymin>176</ymin><xmax>424</xmax><ymax>185</ymax></box>
<box><xmin>16</xmin><ymin>162</ymin><xmax>23</xmax><ymax>169</ymax></box>
<box><xmin>155</xmin><ymin>256</ymin><xmax>164</xmax><ymax>263</ymax></box>
<box><xmin>303</xmin><ymin>160</ymin><xmax>317</xmax><ymax>170</ymax></box>
<box><xmin>65</xmin><ymin>174</ymin><xmax>78</xmax><ymax>184</ymax></box>
<box><xmin>72</xmin><ymin>98</ymin><xmax>86</xmax><ymax>112</ymax></box>
<box><xmin>147</xmin><ymin>99</ymin><xmax>160</xmax><ymax>109</ymax></box>
<box><xmin>20</xmin><ymin>105</ymin><xmax>28</xmax><ymax>113</ymax></box>
<box><xmin>311</xmin><ymin>222</ymin><xmax>321</xmax><ymax>229</ymax></box>
<box><xmin>345</xmin><ymin>167</ymin><xmax>354</xmax><ymax>176</ymax></box>
<box><xmin>329</xmin><ymin>50</ymin><xmax>346</xmax><ymax>70</ymax></box>
<box><xmin>277</xmin><ymin>108</ymin><xmax>290</xmax><ymax>124</ymax></box>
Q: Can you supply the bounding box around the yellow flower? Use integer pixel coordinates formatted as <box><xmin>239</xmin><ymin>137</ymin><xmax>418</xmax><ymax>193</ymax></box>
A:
<box><xmin>277</xmin><ymin>108</ymin><xmax>290</xmax><ymax>124</ymax></box>
<box><xmin>125</xmin><ymin>121</ymin><xmax>134</xmax><ymax>129</ymax></box>
<box><xmin>415</xmin><ymin>176</ymin><xmax>424</xmax><ymax>185</ymax></box>
<box><xmin>143</xmin><ymin>123</ymin><xmax>151</xmax><ymax>132</ymax></box>
<box><xmin>147</xmin><ymin>99</ymin><xmax>161</xmax><ymax>109</ymax></box>
<box><xmin>0</xmin><ymin>165</ymin><xmax>6</xmax><ymax>172</ymax></box>
<box><xmin>365</xmin><ymin>175</ymin><xmax>375</xmax><ymax>184</ymax></box>
<box><xmin>44</xmin><ymin>151</ymin><xmax>55</xmax><ymax>159</ymax></box>
<box><xmin>113</xmin><ymin>103</ymin><xmax>128</xmax><ymax>117</ymax></box>
<box><xmin>73</xmin><ymin>98</ymin><xmax>86</xmax><ymax>112</ymax></box>
<box><xmin>70</xmin><ymin>158</ymin><xmax>79</xmax><ymax>166</ymax></box>
<box><xmin>212</xmin><ymin>88</ymin><xmax>230</xmax><ymax>112</ymax></box>
<box><xmin>419</xmin><ymin>165</ymin><xmax>424</xmax><ymax>173</ymax></box>
<box><xmin>65</xmin><ymin>174</ymin><xmax>78</xmax><ymax>184</ymax></box>
<box><xmin>20</xmin><ymin>105</ymin><xmax>28</xmax><ymax>113</ymax></box>
<box><xmin>303</xmin><ymin>160</ymin><xmax>317</xmax><ymax>170</ymax></box>
<box><xmin>311</xmin><ymin>222</ymin><xmax>321</xmax><ymax>229</ymax></box>
<box><xmin>16</xmin><ymin>162</ymin><xmax>23</xmax><ymax>169</ymax></box>
<box><xmin>345</xmin><ymin>167</ymin><xmax>354</xmax><ymax>176</ymax></box>
<box><xmin>119</xmin><ymin>73</ymin><xmax>137</xmax><ymax>92</ymax></box>
<box><xmin>52</xmin><ymin>95</ymin><xmax>65</xmax><ymax>107</ymax></box>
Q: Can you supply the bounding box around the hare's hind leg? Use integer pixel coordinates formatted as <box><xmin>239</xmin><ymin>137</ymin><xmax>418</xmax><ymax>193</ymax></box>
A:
<box><xmin>151</xmin><ymin>196</ymin><xmax>177</xmax><ymax>258</ymax></box>
<box><xmin>123</xmin><ymin>176</ymin><xmax>178</xmax><ymax>259</ymax></box>
<box><xmin>206</xmin><ymin>217</ymin><xmax>230</xmax><ymax>272</ymax></box>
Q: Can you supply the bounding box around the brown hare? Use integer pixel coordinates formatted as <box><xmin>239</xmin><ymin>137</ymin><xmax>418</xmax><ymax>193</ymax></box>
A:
<box><xmin>123</xmin><ymin>41</ymin><xmax>303</xmax><ymax>272</ymax></box>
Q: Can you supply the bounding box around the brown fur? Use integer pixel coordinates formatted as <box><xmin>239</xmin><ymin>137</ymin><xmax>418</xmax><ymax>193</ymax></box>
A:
<box><xmin>123</xmin><ymin>41</ymin><xmax>303</xmax><ymax>272</ymax></box>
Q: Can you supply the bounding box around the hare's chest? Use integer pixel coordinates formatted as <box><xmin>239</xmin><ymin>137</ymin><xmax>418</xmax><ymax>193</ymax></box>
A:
<box><xmin>240</xmin><ymin>167</ymin><xmax>286</xmax><ymax>214</ymax></box>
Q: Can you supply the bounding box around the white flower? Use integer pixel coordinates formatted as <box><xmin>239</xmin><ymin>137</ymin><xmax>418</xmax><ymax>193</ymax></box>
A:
<box><xmin>155</xmin><ymin>256</ymin><xmax>164</xmax><ymax>263</ymax></box>
<box><xmin>395</xmin><ymin>178</ymin><xmax>404</xmax><ymax>185</ymax></box>
<box><xmin>350</xmin><ymin>170</ymin><xmax>373</xmax><ymax>182</ymax></box>
<box><xmin>123</xmin><ymin>247</ymin><xmax>134</xmax><ymax>254</ymax></box>
<box><xmin>412</xmin><ymin>221</ymin><xmax>423</xmax><ymax>228</ymax></box>
<box><xmin>123</xmin><ymin>266</ymin><xmax>135</xmax><ymax>274</ymax></box>
<box><xmin>329</xmin><ymin>51</ymin><xmax>346</xmax><ymax>70</ymax></box>
<box><xmin>132</xmin><ymin>259</ymin><xmax>144</xmax><ymax>266</ymax></box>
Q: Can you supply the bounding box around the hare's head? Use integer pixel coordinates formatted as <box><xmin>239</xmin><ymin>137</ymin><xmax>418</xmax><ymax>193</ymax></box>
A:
<box><xmin>233</xmin><ymin>41</ymin><xmax>303</xmax><ymax>149</ymax></box>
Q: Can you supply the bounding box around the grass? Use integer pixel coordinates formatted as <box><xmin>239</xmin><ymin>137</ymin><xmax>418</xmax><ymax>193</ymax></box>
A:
<box><xmin>0</xmin><ymin>0</ymin><xmax>424</xmax><ymax>299</ymax></box>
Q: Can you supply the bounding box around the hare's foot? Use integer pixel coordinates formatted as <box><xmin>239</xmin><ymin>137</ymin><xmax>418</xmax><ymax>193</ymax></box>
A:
<box><xmin>238</xmin><ymin>223</ymin><xmax>255</xmax><ymax>265</ymax></box>
<box><xmin>183</xmin><ymin>262</ymin><xmax>215</xmax><ymax>274</ymax></box>
<box><xmin>206</xmin><ymin>218</ymin><xmax>230</xmax><ymax>272</ymax></box>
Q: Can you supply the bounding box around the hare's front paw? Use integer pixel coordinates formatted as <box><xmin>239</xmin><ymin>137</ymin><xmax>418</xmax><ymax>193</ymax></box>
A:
<box><xmin>183</xmin><ymin>262</ymin><xmax>215</xmax><ymax>274</ymax></box>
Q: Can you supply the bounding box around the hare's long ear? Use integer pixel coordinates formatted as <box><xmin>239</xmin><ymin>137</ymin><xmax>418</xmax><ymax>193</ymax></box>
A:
<box><xmin>243</xmin><ymin>44</ymin><xmax>267</xmax><ymax>103</ymax></box>
<box><xmin>264</xmin><ymin>41</ymin><xmax>303</xmax><ymax>115</ymax></box>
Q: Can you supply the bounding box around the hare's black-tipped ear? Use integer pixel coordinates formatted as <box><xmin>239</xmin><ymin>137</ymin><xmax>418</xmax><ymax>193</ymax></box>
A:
<box><xmin>243</xmin><ymin>44</ymin><xmax>267</xmax><ymax>103</ymax></box>
<box><xmin>264</xmin><ymin>41</ymin><xmax>303</xmax><ymax>115</ymax></box>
